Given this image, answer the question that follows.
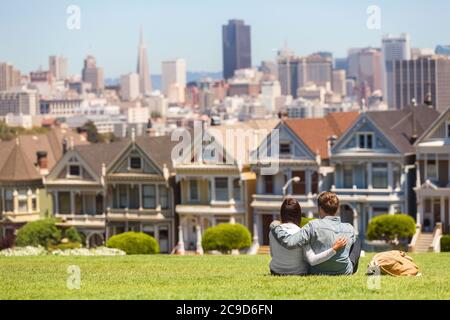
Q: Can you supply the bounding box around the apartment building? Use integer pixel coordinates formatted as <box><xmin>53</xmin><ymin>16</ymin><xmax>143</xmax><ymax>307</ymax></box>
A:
<box><xmin>44</xmin><ymin>134</ymin><xmax>177</xmax><ymax>251</ymax></box>
<box><xmin>251</xmin><ymin>112</ymin><xmax>359</xmax><ymax>245</ymax></box>
<box><xmin>330</xmin><ymin>106</ymin><xmax>440</xmax><ymax>237</ymax></box>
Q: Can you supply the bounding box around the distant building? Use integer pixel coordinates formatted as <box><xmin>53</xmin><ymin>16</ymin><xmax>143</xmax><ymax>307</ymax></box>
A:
<box><xmin>0</xmin><ymin>89</ymin><xmax>38</xmax><ymax>116</ymax></box>
<box><xmin>435</xmin><ymin>45</ymin><xmax>450</xmax><ymax>56</ymax></box>
<box><xmin>162</xmin><ymin>59</ymin><xmax>186</xmax><ymax>103</ymax></box>
<box><xmin>332</xmin><ymin>70</ymin><xmax>347</xmax><ymax>97</ymax></box>
<box><xmin>137</xmin><ymin>28</ymin><xmax>152</xmax><ymax>95</ymax></box>
<box><xmin>260</xmin><ymin>80</ymin><xmax>281</xmax><ymax>113</ymax></box>
<box><xmin>0</xmin><ymin>63</ymin><xmax>21</xmax><ymax>91</ymax></box>
<box><xmin>120</xmin><ymin>73</ymin><xmax>140</xmax><ymax>101</ymax></box>
<box><xmin>392</xmin><ymin>56</ymin><xmax>450</xmax><ymax>112</ymax></box>
<box><xmin>49</xmin><ymin>56</ymin><xmax>68</xmax><ymax>81</ymax></box>
<box><xmin>382</xmin><ymin>34</ymin><xmax>411</xmax><ymax>108</ymax></box>
<box><xmin>222</xmin><ymin>19</ymin><xmax>252</xmax><ymax>79</ymax></box>
<box><xmin>39</xmin><ymin>98</ymin><xmax>82</xmax><ymax>117</ymax></box>
<box><xmin>277</xmin><ymin>53</ymin><xmax>332</xmax><ymax>98</ymax></box>
<box><xmin>82</xmin><ymin>55</ymin><xmax>104</xmax><ymax>94</ymax></box>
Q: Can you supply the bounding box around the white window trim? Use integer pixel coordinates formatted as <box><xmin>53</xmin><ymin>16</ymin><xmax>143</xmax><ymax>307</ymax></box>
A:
<box><xmin>128</xmin><ymin>156</ymin><xmax>143</xmax><ymax>171</ymax></box>
<box><xmin>279</xmin><ymin>141</ymin><xmax>292</xmax><ymax>155</ymax></box>
<box><xmin>425</xmin><ymin>153</ymin><xmax>439</xmax><ymax>181</ymax></box>
<box><xmin>66</xmin><ymin>164</ymin><xmax>82</xmax><ymax>179</ymax></box>
<box><xmin>188</xmin><ymin>179</ymin><xmax>200</xmax><ymax>202</ymax></box>
<box><xmin>357</xmin><ymin>132</ymin><xmax>374</xmax><ymax>150</ymax></box>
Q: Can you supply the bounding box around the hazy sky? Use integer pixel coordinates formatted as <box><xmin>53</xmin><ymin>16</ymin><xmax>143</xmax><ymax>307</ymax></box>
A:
<box><xmin>1</xmin><ymin>0</ymin><xmax>449</xmax><ymax>78</ymax></box>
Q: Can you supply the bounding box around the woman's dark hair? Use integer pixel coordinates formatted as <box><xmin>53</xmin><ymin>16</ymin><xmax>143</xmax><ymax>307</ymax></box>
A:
<box><xmin>280</xmin><ymin>198</ymin><xmax>302</xmax><ymax>225</ymax></box>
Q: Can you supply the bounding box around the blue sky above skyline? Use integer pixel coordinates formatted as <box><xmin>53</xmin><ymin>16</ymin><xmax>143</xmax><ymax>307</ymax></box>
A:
<box><xmin>1</xmin><ymin>0</ymin><xmax>449</xmax><ymax>78</ymax></box>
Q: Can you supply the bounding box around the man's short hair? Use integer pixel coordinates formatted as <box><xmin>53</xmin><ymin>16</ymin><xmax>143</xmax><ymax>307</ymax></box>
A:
<box><xmin>317</xmin><ymin>192</ymin><xmax>339</xmax><ymax>216</ymax></box>
<box><xmin>280</xmin><ymin>197</ymin><xmax>301</xmax><ymax>225</ymax></box>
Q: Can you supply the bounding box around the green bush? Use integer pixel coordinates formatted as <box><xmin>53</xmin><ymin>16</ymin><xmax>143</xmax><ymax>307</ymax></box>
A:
<box><xmin>16</xmin><ymin>219</ymin><xmax>61</xmax><ymax>248</ymax></box>
<box><xmin>63</xmin><ymin>227</ymin><xmax>82</xmax><ymax>244</ymax></box>
<box><xmin>300</xmin><ymin>217</ymin><xmax>316</xmax><ymax>227</ymax></box>
<box><xmin>441</xmin><ymin>235</ymin><xmax>450</xmax><ymax>252</ymax></box>
<box><xmin>202</xmin><ymin>223</ymin><xmax>251</xmax><ymax>254</ymax></box>
<box><xmin>106</xmin><ymin>232</ymin><xmax>159</xmax><ymax>254</ymax></box>
<box><xmin>367</xmin><ymin>214</ymin><xmax>416</xmax><ymax>242</ymax></box>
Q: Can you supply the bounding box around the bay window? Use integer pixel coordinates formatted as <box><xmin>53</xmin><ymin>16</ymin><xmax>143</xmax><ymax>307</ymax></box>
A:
<box><xmin>215</xmin><ymin>177</ymin><xmax>228</xmax><ymax>201</ymax></box>
<box><xmin>142</xmin><ymin>185</ymin><xmax>156</xmax><ymax>209</ymax></box>
<box><xmin>159</xmin><ymin>185</ymin><xmax>168</xmax><ymax>209</ymax></box>
<box><xmin>372</xmin><ymin>163</ymin><xmax>388</xmax><ymax>189</ymax></box>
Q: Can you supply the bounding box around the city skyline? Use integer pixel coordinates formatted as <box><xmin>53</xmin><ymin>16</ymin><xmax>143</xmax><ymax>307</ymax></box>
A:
<box><xmin>1</xmin><ymin>0</ymin><xmax>450</xmax><ymax>78</ymax></box>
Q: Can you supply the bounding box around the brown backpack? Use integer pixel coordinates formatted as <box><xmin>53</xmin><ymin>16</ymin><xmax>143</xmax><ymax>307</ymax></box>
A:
<box><xmin>367</xmin><ymin>250</ymin><xmax>420</xmax><ymax>277</ymax></box>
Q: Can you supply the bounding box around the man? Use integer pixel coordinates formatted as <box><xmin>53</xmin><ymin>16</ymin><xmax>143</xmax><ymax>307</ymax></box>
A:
<box><xmin>271</xmin><ymin>192</ymin><xmax>361</xmax><ymax>275</ymax></box>
<box><xmin>270</xmin><ymin>197</ymin><xmax>348</xmax><ymax>276</ymax></box>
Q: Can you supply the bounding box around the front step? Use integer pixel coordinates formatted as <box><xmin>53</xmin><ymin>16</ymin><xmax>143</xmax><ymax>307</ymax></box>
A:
<box><xmin>413</xmin><ymin>232</ymin><xmax>434</xmax><ymax>252</ymax></box>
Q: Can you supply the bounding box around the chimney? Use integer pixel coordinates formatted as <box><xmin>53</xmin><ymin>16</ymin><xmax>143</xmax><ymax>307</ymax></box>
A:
<box><xmin>62</xmin><ymin>138</ymin><xmax>68</xmax><ymax>154</ymax></box>
<box><xmin>77</xmin><ymin>127</ymin><xmax>88</xmax><ymax>141</ymax></box>
<box><xmin>327</xmin><ymin>135</ymin><xmax>337</xmax><ymax>156</ymax></box>
<box><xmin>36</xmin><ymin>151</ymin><xmax>48</xmax><ymax>174</ymax></box>
<box><xmin>411</xmin><ymin>99</ymin><xmax>418</xmax><ymax>144</ymax></box>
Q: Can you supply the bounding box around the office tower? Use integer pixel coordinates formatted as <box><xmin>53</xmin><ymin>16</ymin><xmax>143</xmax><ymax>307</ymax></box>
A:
<box><xmin>436</xmin><ymin>45</ymin><xmax>450</xmax><ymax>55</ymax></box>
<box><xmin>120</xmin><ymin>73</ymin><xmax>140</xmax><ymax>101</ymax></box>
<box><xmin>0</xmin><ymin>89</ymin><xmax>38</xmax><ymax>116</ymax></box>
<box><xmin>0</xmin><ymin>63</ymin><xmax>21</xmax><ymax>91</ymax></box>
<box><xmin>49</xmin><ymin>56</ymin><xmax>68</xmax><ymax>81</ymax></box>
<box><xmin>411</xmin><ymin>48</ymin><xmax>435</xmax><ymax>59</ymax></box>
<box><xmin>222</xmin><ymin>19</ymin><xmax>252</xmax><ymax>79</ymax></box>
<box><xmin>82</xmin><ymin>55</ymin><xmax>104</xmax><ymax>94</ymax></box>
<box><xmin>332</xmin><ymin>70</ymin><xmax>347</xmax><ymax>97</ymax></box>
<box><xmin>277</xmin><ymin>53</ymin><xmax>332</xmax><ymax>98</ymax></box>
<box><xmin>137</xmin><ymin>28</ymin><xmax>152</xmax><ymax>95</ymax></box>
<box><xmin>358</xmin><ymin>48</ymin><xmax>383</xmax><ymax>94</ymax></box>
<box><xmin>259</xmin><ymin>61</ymin><xmax>278</xmax><ymax>79</ymax></box>
<box><xmin>382</xmin><ymin>34</ymin><xmax>411</xmax><ymax>108</ymax></box>
<box><xmin>392</xmin><ymin>56</ymin><xmax>450</xmax><ymax>112</ymax></box>
<box><xmin>334</xmin><ymin>58</ymin><xmax>349</xmax><ymax>72</ymax></box>
<box><xmin>162</xmin><ymin>59</ymin><xmax>186</xmax><ymax>103</ymax></box>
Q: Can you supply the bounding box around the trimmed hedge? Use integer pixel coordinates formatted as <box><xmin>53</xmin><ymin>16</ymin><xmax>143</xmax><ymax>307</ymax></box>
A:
<box><xmin>367</xmin><ymin>214</ymin><xmax>416</xmax><ymax>241</ymax></box>
<box><xmin>64</xmin><ymin>227</ymin><xmax>82</xmax><ymax>244</ymax></box>
<box><xmin>441</xmin><ymin>235</ymin><xmax>450</xmax><ymax>252</ymax></box>
<box><xmin>202</xmin><ymin>223</ymin><xmax>251</xmax><ymax>254</ymax></box>
<box><xmin>106</xmin><ymin>232</ymin><xmax>159</xmax><ymax>254</ymax></box>
<box><xmin>16</xmin><ymin>219</ymin><xmax>61</xmax><ymax>248</ymax></box>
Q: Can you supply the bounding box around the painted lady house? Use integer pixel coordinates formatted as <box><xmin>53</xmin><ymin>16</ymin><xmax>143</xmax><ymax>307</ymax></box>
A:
<box><xmin>174</xmin><ymin>120</ymin><xmax>278</xmax><ymax>253</ymax></box>
<box><xmin>250</xmin><ymin>112</ymin><xmax>359</xmax><ymax>246</ymax></box>
<box><xmin>44</xmin><ymin>133</ymin><xmax>177</xmax><ymax>251</ymax></box>
<box><xmin>330</xmin><ymin>106</ymin><xmax>440</xmax><ymax>238</ymax></box>
<box><xmin>412</xmin><ymin>107</ymin><xmax>450</xmax><ymax>252</ymax></box>
<box><xmin>0</xmin><ymin>127</ymin><xmax>87</xmax><ymax>242</ymax></box>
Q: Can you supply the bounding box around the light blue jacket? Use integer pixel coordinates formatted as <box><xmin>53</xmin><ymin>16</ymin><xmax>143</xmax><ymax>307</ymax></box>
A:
<box><xmin>270</xmin><ymin>216</ymin><xmax>356</xmax><ymax>275</ymax></box>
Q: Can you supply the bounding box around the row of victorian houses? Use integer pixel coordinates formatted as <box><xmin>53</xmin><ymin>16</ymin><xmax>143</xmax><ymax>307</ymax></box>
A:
<box><xmin>0</xmin><ymin>106</ymin><xmax>449</xmax><ymax>252</ymax></box>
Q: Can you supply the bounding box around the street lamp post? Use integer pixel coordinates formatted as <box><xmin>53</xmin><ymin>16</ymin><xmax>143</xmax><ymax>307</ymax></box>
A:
<box><xmin>282</xmin><ymin>176</ymin><xmax>301</xmax><ymax>196</ymax></box>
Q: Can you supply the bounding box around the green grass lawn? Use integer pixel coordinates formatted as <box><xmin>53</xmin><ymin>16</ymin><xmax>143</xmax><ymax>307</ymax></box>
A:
<box><xmin>1</xmin><ymin>253</ymin><xmax>449</xmax><ymax>300</ymax></box>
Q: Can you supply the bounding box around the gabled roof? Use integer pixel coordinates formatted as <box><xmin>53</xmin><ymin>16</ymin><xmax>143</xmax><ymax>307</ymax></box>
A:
<box><xmin>284</xmin><ymin>111</ymin><xmax>359</xmax><ymax>159</ymax></box>
<box><xmin>414</xmin><ymin>107</ymin><xmax>450</xmax><ymax>145</ymax></box>
<box><xmin>365</xmin><ymin>106</ymin><xmax>440</xmax><ymax>153</ymax></box>
<box><xmin>73</xmin><ymin>135</ymin><xmax>178</xmax><ymax>176</ymax></box>
<box><xmin>0</xmin><ymin>127</ymin><xmax>88</xmax><ymax>183</ymax></box>
<box><xmin>0</xmin><ymin>141</ymin><xmax>41</xmax><ymax>182</ymax></box>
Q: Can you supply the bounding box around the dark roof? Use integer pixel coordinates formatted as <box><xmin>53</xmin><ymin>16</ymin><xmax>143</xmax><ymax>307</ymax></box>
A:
<box><xmin>366</xmin><ymin>106</ymin><xmax>440</xmax><ymax>153</ymax></box>
<box><xmin>74</xmin><ymin>135</ymin><xmax>177</xmax><ymax>176</ymax></box>
<box><xmin>0</xmin><ymin>141</ymin><xmax>41</xmax><ymax>182</ymax></box>
<box><xmin>0</xmin><ymin>127</ymin><xmax>88</xmax><ymax>183</ymax></box>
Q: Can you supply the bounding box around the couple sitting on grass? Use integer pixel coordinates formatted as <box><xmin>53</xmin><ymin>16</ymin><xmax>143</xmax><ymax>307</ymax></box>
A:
<box><xmin>270</xmin><ymin>191</ymin><xmax>361</xmax><ymax>276</ymax></box>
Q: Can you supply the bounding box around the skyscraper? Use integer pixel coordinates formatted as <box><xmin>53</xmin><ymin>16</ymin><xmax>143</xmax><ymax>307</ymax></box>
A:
<box><xmin>222</xmin><ymin>19</ymin><xmax>252</xmax><ymax>79</ymax></box>
<box><xmin>82</xmin><ymin>55</ymin><xmax>104</xmax><ymax>94</ymax></box>
<box><xmin>162</xmin><ymin>59</ymin><xmax>187</xmax><ymax>103</ymax></box>
<box><xmin>0</xmin><ymin>63</ymin><xmax>21</xmax><ymax>91</ymax></box>
<box><xmin>392</xmin><ymin>56</ymin><xmax>450</xmax><ymax>112</ymax></box>
<box><xmin>137</xmin><ymin>27</ymin><xmax>152</xmax><ymax>95</ymax></box>
<box><xmin>382</xmin><ymin>34</ymin><xmax>411</xmax><ymax>108</ymax></box>
<box><xmin>49</xmin><ymin>56</ymin><xmax>68</xmax><ymax>81</ymax></box>
<box><xmin>120</xmin><ymin>73</ymin><xmax>140</xmax><ymax>101</ymax></box>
